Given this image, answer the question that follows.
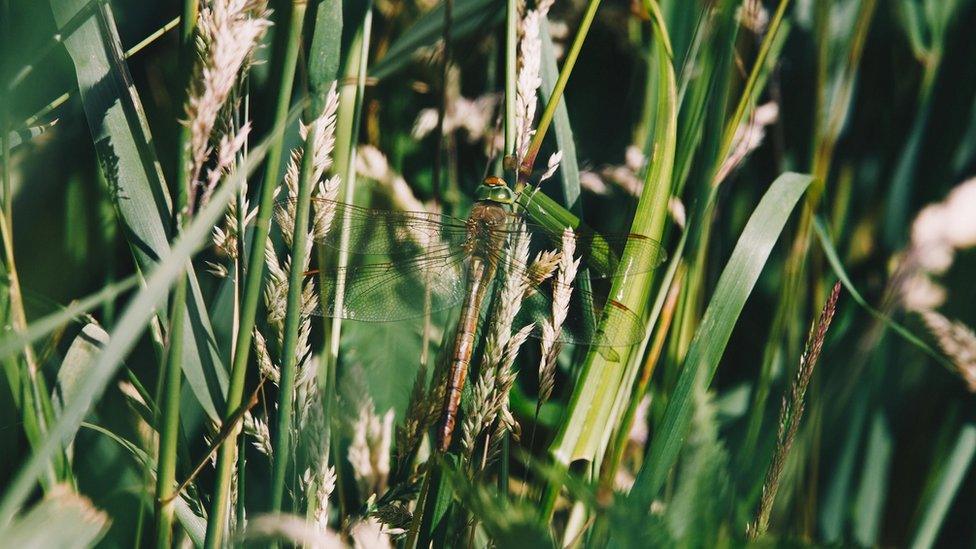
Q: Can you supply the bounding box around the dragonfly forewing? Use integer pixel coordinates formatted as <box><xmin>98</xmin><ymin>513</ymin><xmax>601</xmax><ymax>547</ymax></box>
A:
<box><xmin>278</xmin><ymin>197</ymin><xmax>471</xmax><ymax>257</ymax></box>
<box><xmin>312</xmin><ymin>252</ymin><xmax>469</xmax><ymax>322</ymax></box>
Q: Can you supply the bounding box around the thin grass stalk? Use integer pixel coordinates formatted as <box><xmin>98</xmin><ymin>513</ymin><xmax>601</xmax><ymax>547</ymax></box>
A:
<box><xmin>0</xmin><ymin>206</ymin><xmax>60</xmax><ymax>488</ymax></box>
<box><xmin>324</xmin><ymin>7</ymin><xmax>371</xmax><ymax>376</ymax></box>
<box><xmin>503</xmin><ymin>0</ymin><xmax>517</xmax><ymax>164</ymax></box>
<box><xmin>495</xmin><ymin>0</ymin><xmax>519</xmax><ymax>500</ymax></box>
<box><xmin>154</xmin><ymin>1</ymin><xmax>197</xmax><ymax>544</ymax></box>
<box><xmin>154</xmin><ymin>276</ymin><xmax>186</xmax><ymax>548</ymax></box>
<box><xmin>1</xmin><ymin>0</ymin><xmax>9</xmax><ymax>221</ymax></box>
<box><xmin>315</xmin><ymin>13</ymin><xmax>370</xmax><ymax>526</ymax></box>
<box><xmin>518</xmin><ymin>0</ymin><xmax>603</xmax><ymax>185</ymax></box>
<box><xmin>431</xmin><ymin>0</ymin><xmax>452</xmax><ymax>204</ymax></box>
<box><xmin>18</xmin><ymin>17</ymin><xmax>180</xmax><ymax>129</ymax></box>
<box><xmin>204</xmin><ymin>2</ymin><xmax>308</xmax><ymax>545</ymax></box>
<box><xmin>713</xmin><ymin>0</ymin><xmax>790</xmax><ymax>174</ymax></box>
<box><xmin>269</xmin><ymin>121</ymin><xmax>319</xmax><ymax>514</ymax></box>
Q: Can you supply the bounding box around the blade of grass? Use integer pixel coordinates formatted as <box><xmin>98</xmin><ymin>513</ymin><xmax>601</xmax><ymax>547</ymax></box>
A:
<box><xmin>625</xmin><ymin>172</ymin><xmax>814</xmax><ymax>513</ymax></box>
<box><xmin>812</xmin><ymin>216</ymin><xmax>951</xmax><ymax>369</ymax></box>
<box><xmin>518</xmin><ymin>0</ymin><xmax>609</xmax><ymax>182</ymax></box>
<box><xmin>80</xmin><ymin>422</ymin><xmax>208</xmax><ymax>546</ymax></box>
<box><xmin>155</xmin><ymin>0</ymin><xmax>197</xmax><ymax>543</ymax></box>
<box><xmin>909</xmin><ymin>422</ymin><xmax>976</xmax><ymax>549</ymax></box>
<box><xmin>49</xmin><ymin>0</ymin><xmax>228</xmax><ymax>421</ymax></box>
<box><xmin>205</xmin><ymin>0</ymin><xmax>308</xmax><ymax>542</ymax></box>
<box><xmin>270</xmin><ymin>81</ymin><xmax>317</xmax><ymax>517</ymax></box>
<box><xmin>18</xmin><ymin>15</ymin><xmax>180</xmax><ymax>130</ymax></box>
<box><xmin>538</xmin><ymin>19</ymin><xmax>581</xmax><ymax>214</ymax></box>
<box><xmin>0</xmin><ymin>484</ymin><xmax>108</xmax><ymax>547</ymax></box>
<box><xmin>0</xmin><ymin>274</ymin><xmax>139</xmax><ymax>360</ymax></box>
<box><xmin>549</xmin><ymin>0</ymin><xmax>676</xmax><ymax>469</ymax></box>
<box><xmin>323</xmin><ymin>4</ymin><xmax>371</xmax><ymax>387</ymax></box>
<box><xmin>0</xmin><ymin>115</ymin><xmax>280</xmax><ymax>527</ymax></box>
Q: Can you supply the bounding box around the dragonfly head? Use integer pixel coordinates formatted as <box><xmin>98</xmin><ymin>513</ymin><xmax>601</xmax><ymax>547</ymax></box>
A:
<box><xmin>475</xmin><ymin>176</ymin><xmax>514</xmax><ymax>206</ymax></box>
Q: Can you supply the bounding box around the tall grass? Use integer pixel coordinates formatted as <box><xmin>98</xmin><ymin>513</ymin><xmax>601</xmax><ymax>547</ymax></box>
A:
<box><xmin>2</xmin><ymin>0</ymin><xmax>976</xmax><ymax>547</ymax></box>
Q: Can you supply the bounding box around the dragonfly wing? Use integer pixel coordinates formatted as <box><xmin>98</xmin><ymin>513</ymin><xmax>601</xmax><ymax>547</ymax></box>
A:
<box><xmin>515</xmin><ymin>280</ymin><xmax>646</xmax><ymax>347</ymax></box>
<box><xmin>277</xmin><ymin>198</ymin><xmax>471</xmax><ymax>257</ymax></box>
<box><xmin>314</xmin><ymin>251</ymin><xmax>468</xmax><ymax>322</ymax></box>
<box><xmin>510</xmin><ymin>216</ymin><xmax>667</xmax><ymax>278</ymax></box>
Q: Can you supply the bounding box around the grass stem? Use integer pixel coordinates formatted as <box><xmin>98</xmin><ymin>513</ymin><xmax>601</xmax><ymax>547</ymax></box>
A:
<box><xmin>203</xmin><ymin>1</ymin><xmax>308</xmax><ymax>545</ymax></box>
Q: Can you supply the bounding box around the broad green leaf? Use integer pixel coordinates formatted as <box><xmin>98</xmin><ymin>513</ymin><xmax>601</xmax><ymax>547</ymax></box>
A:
<box><xmin>0</xmin><ymin>485</ymin><xmax>108</xmax><ymax>548</ymax></box>
<box><xmin>626</xmin><ymin>172</ymin><xmax>813</xmax><ymax>510</ymax></box>
<box><xmin>49</xmin><ymin>0</ymin><xmax>228</xmax><ymax>420</ymax></box>
<box><xmin>53</xmin><ymin>323</ymin><xmax>108</xmax><ymax>451</ymax></box>
<box><xmin>307</xmin><ymin>0</ymin><xmax>343</xmax><ymax>114</ymax></box>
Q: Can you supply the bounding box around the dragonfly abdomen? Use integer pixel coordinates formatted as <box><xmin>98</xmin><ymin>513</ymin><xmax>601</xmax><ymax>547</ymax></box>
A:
<box><xmin>437</xmin><ymin>255</ymin><xmax>496</xmax><ymax>453</ymax></box>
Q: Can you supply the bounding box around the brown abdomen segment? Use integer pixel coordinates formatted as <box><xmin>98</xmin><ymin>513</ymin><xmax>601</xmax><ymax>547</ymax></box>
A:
<box><xmin>436</xmin><ymin>256</ymin><xmax>491</xmax><ymax>453</ymax></box>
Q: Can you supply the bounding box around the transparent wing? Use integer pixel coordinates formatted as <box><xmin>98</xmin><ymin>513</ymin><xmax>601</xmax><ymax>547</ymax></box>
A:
<box><xmin>512</xmin><ymin>275</ymin><xmax>646</xmax><ymax>347</ymax></box>
<box><xmin>489</xmin><ymin>213</ymin><xmax>667</xmax><ymax>278</ymax></box>
<box><xmin>312</xmin><ymin>249</ymin><xmax>468</xmax><ymax>322</ymax></box>
<box><xmin>489</xmin><ymin>228</ymin><xmax>653</xmax><ymax>347</ymax></box>
<box><xmin>276</xmin><ymin>198</ymin><xmax>471</xmax><ymax>258</ymax></box>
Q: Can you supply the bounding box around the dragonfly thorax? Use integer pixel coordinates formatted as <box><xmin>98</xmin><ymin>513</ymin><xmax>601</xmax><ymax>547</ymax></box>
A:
<box><xmin>465</xmin><ymin>200</ymin><xmax>511</xmax><ymax>264</ymax></box>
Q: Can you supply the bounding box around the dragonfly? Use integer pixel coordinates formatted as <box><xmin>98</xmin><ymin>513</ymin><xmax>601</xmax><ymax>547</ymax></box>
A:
<box><xmin>280</xmin><ymin>176</ymin><xmax>665</xmax><ymax>452</ymax></box>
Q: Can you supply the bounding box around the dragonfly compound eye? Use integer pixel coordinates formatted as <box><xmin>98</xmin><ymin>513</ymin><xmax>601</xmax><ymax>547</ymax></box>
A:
<box><xmin>475</xmin><ymin>177</ymin><xmax>515</xmax><ymax>204</ymax></box>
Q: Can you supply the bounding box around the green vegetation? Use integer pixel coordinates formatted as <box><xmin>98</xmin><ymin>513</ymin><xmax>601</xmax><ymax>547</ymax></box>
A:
<box><xmin>1</xmin><ymin>0</ymin><xmax>975</xmax><ymax>546</ymax></box>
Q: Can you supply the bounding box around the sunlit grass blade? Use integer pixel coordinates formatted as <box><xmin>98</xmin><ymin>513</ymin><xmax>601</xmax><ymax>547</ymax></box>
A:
<box><xmin>626</xmin><ymin>172</ymin><xmax>813</xmax><ymax>512</ymax></box>
<box><xmin>550</xmin><ymin>0</ymin><xmax>676</xmax><ymax>468</ymax></box>
<box><xmin>812</xmin><ymin>216</ymin><xmax>951</xmax><ymax>369</ymax></box>
<box><xmin>909</xmin><ymin>422</ymin><xmax>976</xmax><ymax>549</ymax></box>
<box><xmin>0</xmin><ymin>484</ymin><xmax>108</xmax><ymax>547</ymax></box>
<box><xmin>0</xmin><ymin>274</ymin><xmax>138</xmax><ymax>360</ymax></box>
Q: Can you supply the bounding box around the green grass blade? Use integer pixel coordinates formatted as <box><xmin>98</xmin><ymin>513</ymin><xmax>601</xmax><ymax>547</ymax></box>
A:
<box><xmin>270</xmin><ymin>94</ymin><xmax>317</xmax><ymax>516</ymax></box>
<box><xmin>49</xmin><ymin>0</ymin><xmax>228</xmax><ymax>420</ymax></box>
<box><xmin>812</xmin><ymin>216</ymin><xmax>952</xmax><ymax>369</ymax></box>
<box><xmin>538</xmin><ymin>19</ymin><xmax>581</xmax><ymax>212</ymax></box>
<box><xmin>852</xmin><ymin>408</ymin><xmax>894</xmax><ymax>545</ymax></box>
<box><xmin>0</xmin><ymin>274</ymin><xmax>138</xmax><ymax>360</ymax></box>
<box><xmin>0</xmin><ymin>114</ymin><xmax>273</xmax><ymax>527</ymax></box>
<box><xmin>909</xmin><ymin>422</ymin><xmax>976</xmax><ymax>549</ymax></box>
<box><xmin>550</xmin><ymin>3</ymin><xmax>676</xmax><ymax>465</ymax></box>
<box><xmin>53</xmin><ymin>323</ymin><xmax>108</xmax><ymax>449</ymax></box>
<box><xmin>307</xmin><ymin>0</ymin><xmax>343</xmax><ymax>108</ymax></box>
<box><xmin>626</xmin><ymin>172</ymin><xmax>813</xmax><ymax>510</ymax></box>
<box><xmin>80</xmin><ymin>422</ymin><xmax>208</xmax><ymax>546</ymax></box>
<box><xmin>206</xmin><ymin>1</ymin><xmax>308</xmax><ymax>541</ymax></box>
